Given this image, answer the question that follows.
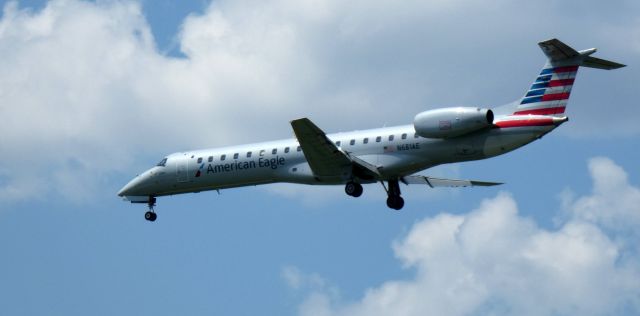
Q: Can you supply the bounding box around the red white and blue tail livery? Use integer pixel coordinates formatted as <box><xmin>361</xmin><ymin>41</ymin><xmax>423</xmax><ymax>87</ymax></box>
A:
<box><xmin>514</xmin><ymin>39</ymin><xmax>624</xmax><ymax>116</ymax></box>
<box><xmin>118</xmin><ymin>39</ymin><xmax>625</xmax><ymax>221</ymax></box>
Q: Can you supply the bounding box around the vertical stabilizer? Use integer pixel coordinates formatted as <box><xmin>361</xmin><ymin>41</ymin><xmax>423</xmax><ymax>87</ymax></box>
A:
<box><xmin>514</xmin><ymin>39</ymin><xmax>625</xmax><ymax>116</ymax></box>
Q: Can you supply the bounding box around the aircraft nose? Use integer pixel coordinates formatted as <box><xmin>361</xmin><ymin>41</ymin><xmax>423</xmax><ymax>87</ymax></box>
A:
<box><xmin>117</xmin><ymin>177</ymin><xmax>139</xmax><ymax>197</ymax></box>
<box><xmin>117</xmin><ymin>173</ymin><xmax>149</xmax><ymax>197</ymax></box>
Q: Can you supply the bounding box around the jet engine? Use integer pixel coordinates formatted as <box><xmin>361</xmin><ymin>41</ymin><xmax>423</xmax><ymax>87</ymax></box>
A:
<box><xmin>413</xmin><ymin>107</ymin><xmax>494</xmax><ymax>138</ymax></box>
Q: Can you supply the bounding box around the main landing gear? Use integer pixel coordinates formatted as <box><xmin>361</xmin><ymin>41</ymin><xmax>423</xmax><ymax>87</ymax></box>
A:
<box><xmin>385</xmin><ymin>179</ymin><xmax>404</xmax><ymax>210</ymax></box>
<box><xmin>345</xmin><ymin>180</ymin><xmax>405</xmax><ymax>210</ymax></box>
<box><xmin>345</xmin><ymin>181</ymin><xmax>363</xmax><ymax>197</ymax></box>
<box><xmin>144</xmin><ymin>197</ymin><xmax>157</xmax><ymax>222</ymax></box>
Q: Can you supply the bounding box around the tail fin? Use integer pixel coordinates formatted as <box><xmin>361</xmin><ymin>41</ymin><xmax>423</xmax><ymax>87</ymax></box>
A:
<box><xmin>514</xmin><ymin>38</ymin><xmax>625</xmax><ymax>116</ymax></box>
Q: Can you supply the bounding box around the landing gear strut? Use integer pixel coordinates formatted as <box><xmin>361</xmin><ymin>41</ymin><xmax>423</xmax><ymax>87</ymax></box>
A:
<box><xmin>144</xmin><ymin>197</ymin><xmax>157</xmax><ymax>222</ymax></box>
<box><xmin>385</xmin><ymin>179</ymin><xmax>404</xmax><ymax>210</ymax></box>
<box><xmin>345</xmin><ymin>181</ymin><xmax>363</xmax><ymax>197</ymax></box>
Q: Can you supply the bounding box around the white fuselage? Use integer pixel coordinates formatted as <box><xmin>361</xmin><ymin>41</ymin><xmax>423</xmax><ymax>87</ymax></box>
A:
<box><xmin>117</xmin><ymin>38</ymin><xmax>622</xmax><ymax>220</ymax></box>
<box><xmin>118</xmin><ymin>119</ymin><xmax>558</xmax><ymax>199</ymax></box>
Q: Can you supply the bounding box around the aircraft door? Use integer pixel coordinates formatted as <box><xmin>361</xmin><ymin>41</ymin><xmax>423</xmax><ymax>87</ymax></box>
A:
<box><xmin>176</xmin><ymin>156</ymin><xmax>189</xmax><ymax>182</ymax></box>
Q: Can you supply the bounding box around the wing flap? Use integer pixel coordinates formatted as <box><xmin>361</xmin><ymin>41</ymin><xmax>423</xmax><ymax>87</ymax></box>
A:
<box><xmin>401</xmin><ymin>175</ymin><xmax>502</xmax><ymax>188</ymax></box>
<box><xmin>349</xmin><ymin>155</ymin><xmax>382</xmax><ymax>178</ymax></box>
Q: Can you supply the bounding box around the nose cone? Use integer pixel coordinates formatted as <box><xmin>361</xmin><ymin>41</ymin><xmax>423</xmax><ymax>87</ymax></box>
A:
<box><xmin>118</xmin><ymin>169</ymin><xmax>155</xmax><ymax>197</ymax></box>
<box><xmin>117</xmin><ymin>176</ymin><xmax>142</xmax><ymax>197</ymax></box>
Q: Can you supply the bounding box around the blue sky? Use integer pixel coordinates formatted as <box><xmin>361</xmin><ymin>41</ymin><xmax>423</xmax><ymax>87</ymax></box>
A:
<box><xmin>0</xmin><ymin>1</ymin><xmax>639</xmax><ymax>315</ymax></box>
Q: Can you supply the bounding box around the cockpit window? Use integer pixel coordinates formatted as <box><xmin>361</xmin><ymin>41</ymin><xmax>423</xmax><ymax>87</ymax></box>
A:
<box><xmin>157</xmin><ymin>158</ymin><xmax>168</xmax><ymax>167</ymax></box>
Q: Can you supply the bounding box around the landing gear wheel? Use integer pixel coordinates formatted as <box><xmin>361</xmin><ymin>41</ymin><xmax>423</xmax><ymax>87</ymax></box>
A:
<box><xmin>384</xmin><ymin>179</ymin><xmax>404</xmax><ymax>210</ymax></box>
<box><xmin>352</xmin><ymin>184</ymin><xmax>363</xmax><ymax>197</ymax></box>
<box><xmin>145</xmin><ymin>211</ymin><xmax>157</xmax><ymax>222</ymax></box>
<box><xmin>386</xmin><ymin>195</ymin><xmax>404</xmax><ymax>210</ymax></box>
<box><xmin>144</xmin><ymin>196</ymin><xmax>157</xmax><ymax>222</ymax></box>
<box><xmin>345</xmin><ymin>182</ymin><xmax>363</xmax><ymax>197</ymax></box>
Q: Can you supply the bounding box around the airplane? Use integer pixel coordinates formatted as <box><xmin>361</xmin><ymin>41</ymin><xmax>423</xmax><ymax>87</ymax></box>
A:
<box><xmin>118</xmin><ymin>39</ymin><xmax>625</xmax><ymax>222</ymax></box>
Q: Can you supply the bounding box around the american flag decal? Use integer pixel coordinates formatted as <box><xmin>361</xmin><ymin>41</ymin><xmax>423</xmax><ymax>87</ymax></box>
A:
<box><xmin>439</xmin><ymin>120</ymin><xmax>452</xmax><ymax>130</ymax></box>
<box><xmin>195</xmin><ymin>163</ymin><xmax>205</xmax><ymax>177</ymax></box>
<box><xmin>515</xmin><ymin>65</ymin><xmax>578</xmax><ymax>116</ymax></box>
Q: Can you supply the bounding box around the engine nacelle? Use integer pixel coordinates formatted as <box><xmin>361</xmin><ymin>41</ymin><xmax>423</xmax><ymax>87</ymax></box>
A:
<box><xmin>413</xmin><ymin>107</ymin><xmax>494</xmax><ymax>138</ymax></box>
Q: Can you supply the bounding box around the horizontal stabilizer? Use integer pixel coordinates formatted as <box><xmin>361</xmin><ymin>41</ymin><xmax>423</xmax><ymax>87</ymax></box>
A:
<box><xmin>581</xmin><ymin>56</ymin><xmax>626</xmax><ymax>70</ymax></box>
<box><xmin>538</xmin><ymin>38</ymin><xmax>626</xmax><ymax>69</ymax></box>
<box><xmin>539</xmin><ymin>38</ymin><xmax>580</xmax><ymax>61</ymax></box>
<box><xmin>401</xmin><ymin>175</ymin><xmax>502</xmax><ymax>188</ymax></box>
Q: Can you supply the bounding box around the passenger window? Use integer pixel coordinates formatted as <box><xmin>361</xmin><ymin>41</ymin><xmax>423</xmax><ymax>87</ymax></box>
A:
<box><xmin>233</xmin><ymin>153</ymin><xmax>239</xmax><ymax>159</ymax></box>
<box><xmin>297</xmin><ymin>146</ymin><xmax>301</xmax><ymax>152</ymax></box>
<box><xmin>272</xmin><ymin>148</ymin><xmax>277</xmax><ymax>155</ymax></box>
<box><xmin>350</xmin><ymin>139</ymin><xmax>355</xmax><ymax>145</ymax></box>
<box><xmin>336</xmin><ymin>141</ymin><xmax>341</xmax><ymax>147</ymax></box>
<box><xmin>363</xmin><ymin>138</ymin><xmax>369</xmax><ymax>144</ymax></box>
<box><xmin>247</xmin><ymin>152</ymin><xmax>252</xmax><ymax>158</ymax></box>
<box><xmin>208</xmin><ymin>156</ymin><xmax>213</xmax><ymax>162</ymax></box>
<box><xmin>197</xmin><ymin>157</ymin><xmax>203</xmax><ymax>163</ymax></box>
<box><xmin>376</xmin><ymin>136</ymin><xmax>382</xmax><ymax>142</ymax></box>
<box><xmin>285</xmin><ymin>147</ymin><xmax>290</xmax><ymax>153</ymax></box>
<box><xmin>221</xmin><ymin>154</ymin><xmax>226</xmax><ymax>161</ymax></box>
<box><xmin>402</xmin><ymin>133</ymin><xmax>407</xmax><ymax>140</ymax></box>
<box><xmin>259</xmin><ymin>150</ymin><xmax>265</xmax><ymax>156</ymax></box>
<box><xmin>389</xmin><ymin>135</ymin><xmax>394</xmax><ymax>141</ymax></box>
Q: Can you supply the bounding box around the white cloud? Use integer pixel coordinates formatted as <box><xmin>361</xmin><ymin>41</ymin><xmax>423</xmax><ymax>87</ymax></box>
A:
<box><xmin>0</xmin><ymin>0</ymin><xmax>638</xmax><ymax>204</ymax></box>
<box><xmin>291</xmin><ymin>158</ymin><xmax>640</xmax><ymax>316</ymax></box>
<box><xmin>0</xmin><ymin>0</ymin><xmax>157</xmax><ymax>203</ymax></box>
<box><xmin>563</xmin><ymin>157</ymin><xmax>640</xmax><ymax>238</ymax></box>
<box><xmin>282</xmin><ymin>265</ymin><xmax>330</xmax><ymax>291</ymax></box>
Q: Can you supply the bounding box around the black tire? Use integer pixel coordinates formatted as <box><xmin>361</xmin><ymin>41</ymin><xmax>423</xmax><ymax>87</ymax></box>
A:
<box><xmin>394</xmin><ymin>196</ymin><xmax>404</xmax><ymax>210</ymax></box>
<box><xmin>345</xmin><ymin>182</ymin><xmax>357</xmax><ymax>196</ymax></box>
<box><xmin>145</xmin><ymin>211</ymin><xmax>157</xmax><ymax>222</ymax></box>
<box><xmin>352</xmin><ymin>183</ymin><xmax>363</xmax><ymax>197</ymax></box>
<box><xmin>345</xmin><ymin>182</ymin><xmax>364</xmax><ymax>197</ymax></box>
<box><xmin>386</xmin><ymin>196</ymin><xmax>395</xmax><ymax>209</ymax></box>
<box><xmin>386</xmin><ymin>196</ymin><xmax>404</xmax><ymax>210</ymax></box>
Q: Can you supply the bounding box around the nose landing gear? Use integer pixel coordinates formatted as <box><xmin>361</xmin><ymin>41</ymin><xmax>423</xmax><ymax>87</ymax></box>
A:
<box><xmin>144</xmin><ymin>197</ymin><xmax>157</xmax><ymax>222</ymax></box>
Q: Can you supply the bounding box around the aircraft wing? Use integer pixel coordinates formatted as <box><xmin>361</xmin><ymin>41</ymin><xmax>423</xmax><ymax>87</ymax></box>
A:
<box><xmin>290</xmin><ymin>118</ymin><xmax>354</xmax><ymax>177</ymax></box>
<box><xmin>401</xmin><ymin>175</ymin><xmax>502</xmax><ymax>188</ymax></box>
<box><xmin>291</xmin><ymin>118</ymin><xmax>381</xmax><ymax>180</ymax></box>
